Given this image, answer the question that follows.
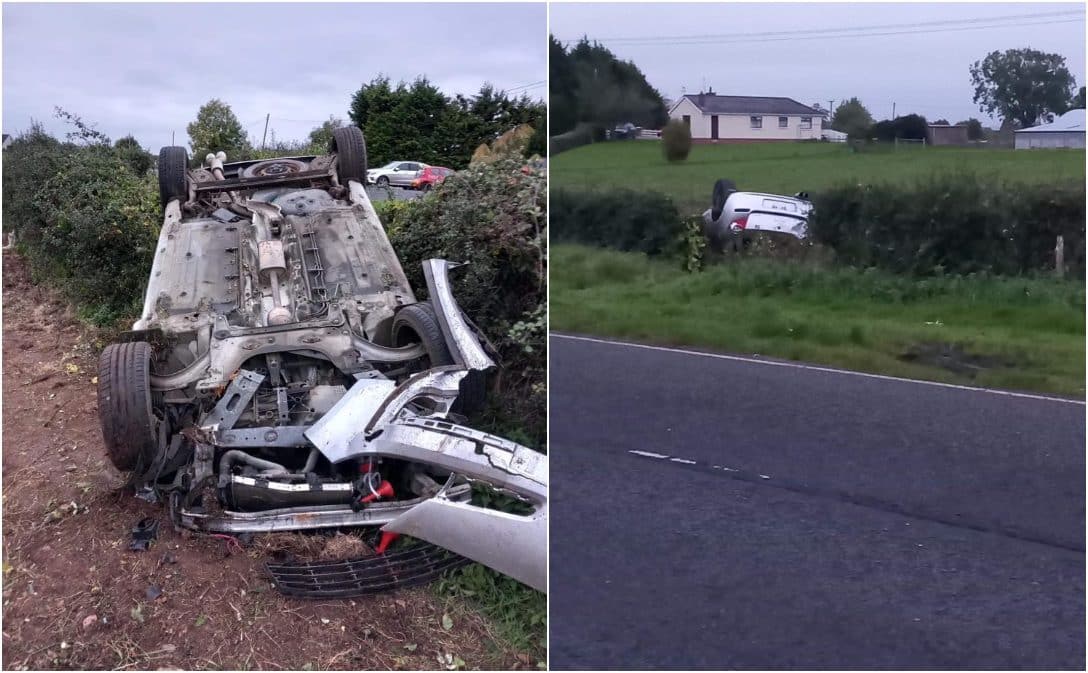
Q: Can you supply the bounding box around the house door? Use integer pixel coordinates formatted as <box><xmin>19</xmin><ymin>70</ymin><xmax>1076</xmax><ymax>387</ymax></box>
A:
<box><xmin>711</xmin><ymin>115</ymin><xmax>719</xmax><ymax>140</ymax></box>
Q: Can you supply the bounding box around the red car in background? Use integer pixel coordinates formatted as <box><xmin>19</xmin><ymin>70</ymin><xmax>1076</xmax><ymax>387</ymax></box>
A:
<box><xmin>410</xmin><ymin>166</ymin><xmax>454</xmax><ymax>191</ymax></box>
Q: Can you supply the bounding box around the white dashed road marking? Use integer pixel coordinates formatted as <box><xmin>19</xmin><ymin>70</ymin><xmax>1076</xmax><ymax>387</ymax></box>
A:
<box><xmin>628</xmin><ymin>450</ymin><xmax>757</xmax><ymax>478</ymax></box>
<box><xmin>629</xmin><ymin>450</ymin><xmax>670</xmax><ymax>459</ymax></box>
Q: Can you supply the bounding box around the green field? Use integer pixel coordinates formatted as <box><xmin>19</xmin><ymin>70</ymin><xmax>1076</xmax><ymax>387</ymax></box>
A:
<box><xmin>551</xmin><ymin>244</ymin><xmax>1086</xmax><ymax>397</ymax></box>
<box><xmin>549</xmin><ymin>141</ymin><xmax>1086</xmax><ymax>214</ymax></box>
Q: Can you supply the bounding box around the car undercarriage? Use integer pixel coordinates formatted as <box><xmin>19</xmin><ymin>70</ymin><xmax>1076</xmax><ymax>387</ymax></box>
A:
<box><xmin>97</xmin><ymin>127</ymin><xmax>546</xmax><ymax>593</ymax></box>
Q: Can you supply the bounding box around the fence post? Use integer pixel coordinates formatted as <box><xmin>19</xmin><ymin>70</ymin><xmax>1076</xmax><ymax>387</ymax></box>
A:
<box><xmin>1055</xmin><ymin>235</ymin><xmax>1065</xmax><ymax>277</ymax></box>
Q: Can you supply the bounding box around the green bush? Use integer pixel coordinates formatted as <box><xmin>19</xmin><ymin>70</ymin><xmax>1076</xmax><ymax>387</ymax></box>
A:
<box><xmin>661</xmin><ymin>119</ymin><xmax>692</xmax><ymax>162</ymax></box>
<box><xmin>2</xmin><ymin>124</ymin><xmax>71</xmax><ymax>241</ymax></box>
<box><xmin>550</xmin><ymin>187</ymin><xmax>684</xmax><ymax>257</ymax></box>
<box><xmin>810</xmin><ymin>174</ymin><xmax>1085</xmax><ymax>277</ymax></box>
<box><xmin>381</xmin><ymin>159</ymin><xmax>547</xmax><ymax>448</ymax></box>
<box><xmin>3</xmin><ymin>126</ymin><xmax>159</xmax><ymax>325</ymax></box>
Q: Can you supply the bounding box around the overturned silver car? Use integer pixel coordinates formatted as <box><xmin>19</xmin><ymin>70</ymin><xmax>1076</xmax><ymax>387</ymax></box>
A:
<box><xmin>702</xmin><ymin>178</ymin><xmax>813</xmax><ymax>251</ymax></box>
<box><xmin>97</xmin><ymin>127</ymin><xmax>546</xmax><ymax>592</ymax></box>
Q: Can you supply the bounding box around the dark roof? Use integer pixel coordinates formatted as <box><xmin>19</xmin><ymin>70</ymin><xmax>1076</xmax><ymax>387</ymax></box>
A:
<box><xmin>678</xmin><ymin>94</ymin><xmax>824</xmax><ymax>116</ymax></box>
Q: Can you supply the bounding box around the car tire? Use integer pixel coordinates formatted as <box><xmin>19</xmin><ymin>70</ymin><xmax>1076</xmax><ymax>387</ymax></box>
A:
<box><xmin>98</xmin><ymin>342</ymin><xmax>160</xmax><ymax>472</ymax></box>
<box><xmin>330</xmin><ymin>126</ymin><xmax>368</xmax><ymax>184</ymax></box>
<box><xmin>393</xmin><ymin>303</ymin><xmax>455</xmax><ymax>368</ymax></box>
<box><xmin>376</xmin><ymin>176</ymin><xmax>390</xmax><ymax>187</ymax></box>
<box><xmin>421</xmin><ymin>183</ymin><xmax>432</xmax><ymax>192</ymax></box>
<box><xmin>392</xmin><ymin>303</ymin><xmax>487</xmax><ymax>414</ymax></box>
<box><xmin>157</xmin><ymin>146</ymin><xmax>188</xmax><ymax>211</ymax></box>
<box><xmin>711</xmin><ymin>178</ymin><xmax>737</xmax><ymax>222</ymax></box>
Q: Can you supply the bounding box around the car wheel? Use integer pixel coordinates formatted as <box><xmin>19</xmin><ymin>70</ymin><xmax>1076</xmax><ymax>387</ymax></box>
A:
<box><xmin>711</xmin><ymin>178</ymin><xmax>737</xmax><ymax>222</ymax></box>
<box><xmin>421</xmin><ymin>183</ymin><xmax>432</xmax><ymax>192</ymax></box>
<box><xmin>329</xmin><ymin>126</ymin><xmax>368</xmax><ymax>184</ymax></box>
<box><xmin>392</xmin><ymin>303</ymin><xmax>486</xmax><ymax>414</ymax></box>
<box><xmin>97</xmin><ymin>342</ymin><xmax>162</xmax><ymax>472</ymax></box>
<box><xmin>157</xmin><ymin>146</ymin><xmax>188</xmax><ymax>211</ymax></box>
<box><xmin>376</xmin><ymin>176</ymin><xmax>390</xmax><ymax>187</ymax></box>
<box><xmin>393</xmin><ymin>302</ymin><xmax>455</xmax><ymax>368</ymax></box>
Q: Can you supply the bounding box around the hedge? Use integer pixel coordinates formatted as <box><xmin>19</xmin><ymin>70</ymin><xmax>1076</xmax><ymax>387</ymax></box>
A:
<box><xmin>380</xmin><ymin>159</ymin><xmax>547</xmax><ymax>448</ymax></box>
<box><xmin>3</xmin><ymin>127</ymin><xmax>159</xmax><ymax>324</ymax></box>
<box><xmin>550</xmin><ymin>187</ymin><xmax>684</xmax><ymax>256</ymax></box>
<box><xmin>549</xmin><ymin>123</ymin><xmax>597</xmax><ymax>156</ymax></box>
<box><xmin>809</xmin><ymin>174</ymin><xmax>1086</xmax><ymax>277</ymax></box>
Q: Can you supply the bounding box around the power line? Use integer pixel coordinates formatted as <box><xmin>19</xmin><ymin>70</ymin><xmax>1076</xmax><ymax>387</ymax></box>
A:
<box><xmin>505</xmin><ymin>80</ymin><xmax>546</xmax><ymax>93</ymax></box>
<box><xmin>558</xmin><ymin>10</ymin><xmax>1084</xmax><ymax>47</ymax></box>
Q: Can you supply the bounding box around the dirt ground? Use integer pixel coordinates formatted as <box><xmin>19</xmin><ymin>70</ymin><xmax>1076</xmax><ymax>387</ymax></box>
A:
<box><xmin>0</xmin><ymin>253</ymin><xmax>531</xmax><ymax>670</ymax></box>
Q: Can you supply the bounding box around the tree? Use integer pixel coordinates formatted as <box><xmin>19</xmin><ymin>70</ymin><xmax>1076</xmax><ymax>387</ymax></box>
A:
<box><xmin>349</xmin><ymin>78</ymin><xmax>543</xmax><ymax>168</ymax></box>
<box><xmin>932</xmin><ymin>119</ymin><xmax>950</xmax><ymax>125</ymax></box>
<box><xmin>1070</xmin><ymin>86</ymin><xmax>1086</xmax><ymax>110</ymax></box>
<box><xmin>549</xmin><ymin>35</ymin><xmax>579</xmax><ymax>135</ymax></box>
<box><xmin>954</xmin><ymin>118</ymin><xmax>984</xmax><ymax>141</ymax></box>
<box><xmin>114</xmin><ymin>135</ymin><xmax>153</xmax><ymax>175</ymax></box>
<box><xmin>869</xmin><ymin>114</ymin><xmax>928</xmax><ymax>142</ymax></box>
<box><xmin>829</xmin><ymin>97</ymin><xmax>874</xmax><ymax>139</ymax></box>
<box><xmin>549</xmin><ymin>37</ymin><xmax>667</xmax><ymax>137</ymax></box>
<box><xmin>970</xmin><ymin>48</ymin><xmax>1078</xmax><ymax>128</ymax></box>
<box><xmin>186</xmin><ymin>99</ymin><xmax>251</xmax><ymax>165</ymax></box>
<box><xmin>307</xmin><ymin>117</ymin><xmax>344</xmax><ymax>152</ymax></box>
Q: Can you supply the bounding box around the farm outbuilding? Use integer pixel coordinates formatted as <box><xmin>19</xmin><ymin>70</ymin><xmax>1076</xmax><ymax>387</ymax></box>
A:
<box><xmin>1014</xmin><ymin>109</ymin><xmax>1085</xmax><ymax>149</ymax></box>
<box><xmin>926</xmin><ymin>124</ymin><xmax>969</xmax><ymax>146</ymax></box>
<box><xmin>668</xmin><ymin>90</ymin><xmax>826</xmax><ymax>142</ymax></box>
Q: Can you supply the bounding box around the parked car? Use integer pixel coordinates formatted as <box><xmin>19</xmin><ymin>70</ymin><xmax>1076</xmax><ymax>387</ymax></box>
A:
<box><xmin>97</xmin><ymin>127</ymin><xmax>546</xmax><ymax>594</ymax></box>
<box><xmin>366</xmin><ymin>160</ymin><xmax>428</xmax><ymax>187</ymax></box>
<box><xmin>409</xmin><ymin>166</ymin><xmax>453</xmax><ymax>191</ymax></box>
<box><xmin>702</xmin><ymin>178</ymin><xmax>813</xmax><ymax>251</ymax></box>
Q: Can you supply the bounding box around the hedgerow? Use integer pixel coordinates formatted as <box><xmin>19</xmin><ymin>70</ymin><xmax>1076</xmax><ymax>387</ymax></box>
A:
<box><xmin>3</xmin><ymin>122</ymin><xmax>159</xmax><ymax>325</ymax></box>
<box><xmin>380</xmin><ymin>158</ymin><xmax>547</xmax><ymax>448</ymax></box>
<box><xmin>809</xmin><ymin>174</ymin><xmax>1086</xmax><ymax>277</ymax></box>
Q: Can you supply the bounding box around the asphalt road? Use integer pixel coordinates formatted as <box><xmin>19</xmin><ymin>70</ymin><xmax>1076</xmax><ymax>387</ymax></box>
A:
<box><xmin>365</xmin><ymin>184</ymin><xmax>424</xmax><ymax>202</ymax></box>
<box><xmin>549</xmin><ymin>334</ymin><xmax>1085</xmax><ymax>670</ymax></box>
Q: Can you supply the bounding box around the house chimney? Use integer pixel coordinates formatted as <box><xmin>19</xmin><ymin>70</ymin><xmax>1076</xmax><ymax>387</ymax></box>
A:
<box><xmin>698</xmin><ymin>91</ymin><xmax>706</xmax><ymax>107</ymax></box>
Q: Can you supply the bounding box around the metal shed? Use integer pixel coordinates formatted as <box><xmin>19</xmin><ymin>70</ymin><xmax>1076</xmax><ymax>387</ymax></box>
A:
<box><xmin>1014</xmin><ymin>109</ymin><xmax>1085</xmax><ymax>149</ymax></box>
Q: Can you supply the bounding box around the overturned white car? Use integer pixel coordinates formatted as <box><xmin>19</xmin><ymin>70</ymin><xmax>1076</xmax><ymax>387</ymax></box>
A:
<box><xmin>97</xmin><ymin>127</ymin><xmax>546</xmax><ymax>595</ymax></box>
<box><xmin>702</xmin><ymin>178</ymin><xmax>813</xmax><ymax>251</ymax></box>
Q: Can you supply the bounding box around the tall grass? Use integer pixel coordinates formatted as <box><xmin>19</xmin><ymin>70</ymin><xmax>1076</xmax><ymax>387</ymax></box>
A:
<box><xmin>551</xmin><ymin>244</ymin><xmax>1086</xmax><ymax>396</ymax></box>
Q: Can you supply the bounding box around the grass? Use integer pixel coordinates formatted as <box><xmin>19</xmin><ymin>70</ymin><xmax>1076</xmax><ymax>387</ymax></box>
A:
<box><xmin>549</xmin><ymin>141</ymin><xmax>1087</xmax><ymax>214</ymax></box>
<box><xmin>435</xmin><ymin>564</ymin><xmax>547</xmax><ymax>664</ymax></box>
<box><xmin>550</xmin><ymin>244</ymin><xmax>1086</xmax><ymax>397</ymax></box>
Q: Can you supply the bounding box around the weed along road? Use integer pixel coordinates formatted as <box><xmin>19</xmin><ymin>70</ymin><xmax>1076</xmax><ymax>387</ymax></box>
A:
<box><xmin>548</xmin><ymin>333</ymin><xmax>1085</xmax><ymax>670</ymax></box>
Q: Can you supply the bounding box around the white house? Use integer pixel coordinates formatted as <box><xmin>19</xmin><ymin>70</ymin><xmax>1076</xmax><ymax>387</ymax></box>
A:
<box><xmin>1014</xmin><ymin>109</ymin><xmax>1085</xmax><ymax>149</ymax></box>
<box><xmin>668</xmin><ymin>92</ymin><xmax>825</xmax><ymax>141</ymax></box>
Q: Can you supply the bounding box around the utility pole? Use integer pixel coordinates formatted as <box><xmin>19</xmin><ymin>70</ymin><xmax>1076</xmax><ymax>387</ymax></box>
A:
<box><xmin>261</xmin><ymin>113</ymin><xmax>270</xmax><ymax>151</ymax></box>
<box><xmin>892</xmin><ymin>102</ymin><xmax>896</xmax><ymax>118</ymax></box>
<box><xmin>171</xmin><ymin>131</ymin><xmax>175</xmax><ymax>145</ymax></box>
<box><xmin>828</xmin><ymin>100</ymin><xmax>836</xmax><ymax>116</ymax></box>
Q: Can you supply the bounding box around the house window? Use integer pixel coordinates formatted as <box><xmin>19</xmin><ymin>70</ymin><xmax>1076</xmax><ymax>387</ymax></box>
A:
<box><xmin>778</xmin><ymin>116</ymin><xmax>789</xmax><ymax>128</ymax></box>
<box><xmin>801</xmin><ymin>117</ymin><xmax>812</xmax><ymax>130</ymax></box>
<box><xmin>750</xmin><ymin>116</ymin><xmax>763</xmax><ymax>129</ymax></box>
<box><xmin>682</xmin><ymin>115</ymin><xmax>691</xmax><ymax>129</ymax></box>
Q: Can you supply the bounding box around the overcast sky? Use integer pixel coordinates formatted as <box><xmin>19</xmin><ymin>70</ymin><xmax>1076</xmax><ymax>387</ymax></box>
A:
<box><xmin>3</xmin><ymin>2</ymin><xmax>546</xmax><ymax>149</ymax></box>
<box><xmin>550</xmin><ymin>2</ymin><xmax>1086</xmax><ymax>125</ymax></box>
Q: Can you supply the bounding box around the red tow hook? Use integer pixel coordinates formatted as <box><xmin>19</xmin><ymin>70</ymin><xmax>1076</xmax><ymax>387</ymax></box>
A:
<box><xmin>359</xmin><ymin>480</ymin><xmax>395</xmax><ymax>504</ymax></box>
<box><xmin>375</xmin><ymin>531</ymin><xmax>400</xmax><ymax>554</ymax></box>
